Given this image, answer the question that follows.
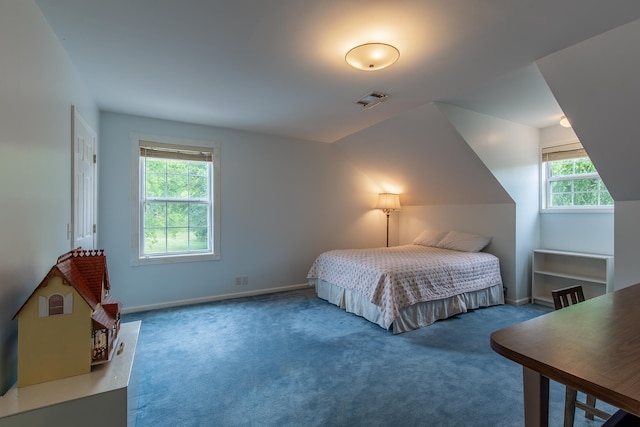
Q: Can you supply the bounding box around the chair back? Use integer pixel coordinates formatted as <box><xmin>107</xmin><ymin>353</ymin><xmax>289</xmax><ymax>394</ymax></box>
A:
<box><xmin>551</xmin><ymin>285</ymin><xmax>586</xmax><ymax>310</ymax></box>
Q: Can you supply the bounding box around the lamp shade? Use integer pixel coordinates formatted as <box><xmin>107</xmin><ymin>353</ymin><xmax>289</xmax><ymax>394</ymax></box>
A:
<box><xmin>345</xmin><ymin>43</ymin><xmax>400</xmax><ymax>71</ymax></box>
<box><xmin>376</xmin><ymin>193</ymin><xmax>401</xmax><ymax>211</ymax></box>
<box><xmin>559</xmin><ymin>115</ymin><xmax>571</xmax><ymax>128</ymax></box>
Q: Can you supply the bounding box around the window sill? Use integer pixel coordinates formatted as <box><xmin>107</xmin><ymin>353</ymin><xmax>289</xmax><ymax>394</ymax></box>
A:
<box><xmin>540</xmin><ymin>207</ymin><xmax>614</xmax><ymax>214</ymax></box>
<box><xmin>132</xmin><ymin>252</ymin><xmax>220</xmax><ymax>266</ymax></box>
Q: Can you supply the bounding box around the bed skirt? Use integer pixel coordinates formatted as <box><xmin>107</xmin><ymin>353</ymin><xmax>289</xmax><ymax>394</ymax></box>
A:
<box><xmin>312</xmin><ymin>279</ymin><xmax>504</xmax><ymax>334</ymax></box>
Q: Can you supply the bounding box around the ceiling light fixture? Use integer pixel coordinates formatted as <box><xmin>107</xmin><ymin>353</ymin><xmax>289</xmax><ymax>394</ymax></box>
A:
<box><xmin>559</xmin><ymin>115</ymin><xmax>572</xmax><ymax>128</ymax></box>
<box><xmin>345</xmin><ymin>43</ymin><xmax>400</xmax><ymax>71</ymax></box>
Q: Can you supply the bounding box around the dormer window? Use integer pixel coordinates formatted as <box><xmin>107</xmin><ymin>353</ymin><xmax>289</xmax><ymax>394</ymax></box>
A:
<box><xmin>541</xmin><ymin>142</ymin><xmax>613</xmax><ymax>212</ymax></box>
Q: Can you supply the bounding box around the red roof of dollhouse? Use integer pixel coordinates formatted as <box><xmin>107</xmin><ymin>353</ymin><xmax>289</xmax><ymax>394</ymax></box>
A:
<box><xmin>55</xmin><ymin>249</ymin><xmax>109</xmax><ymax>308</ymax></box>
<box><xmin>93</xmin><ymin>295</ymin><xmax>123</xmax><ymax>329</ymax></box>
<box><xmin>13</xmin><ymin>248</ymin><xmax>120</xmax><ymax>321</ymax></box>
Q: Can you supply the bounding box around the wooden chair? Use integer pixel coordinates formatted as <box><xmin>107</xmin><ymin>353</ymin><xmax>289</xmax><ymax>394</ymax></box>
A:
<box><xmin>551</xmin><ymin>285</ymin><xmax>612</xmax><ymax>427</ymax></box>
<box><xmin>602</xmin><ymin>409</ymin><xmax>640</xmax><ymax>427</ymax></box>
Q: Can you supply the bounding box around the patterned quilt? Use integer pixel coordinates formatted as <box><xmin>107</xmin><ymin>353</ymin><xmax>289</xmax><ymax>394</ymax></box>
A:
<box><xmin>307</xmin><ymin>244</ymin><xmax>502</xmax><ymax>329</ymax></box>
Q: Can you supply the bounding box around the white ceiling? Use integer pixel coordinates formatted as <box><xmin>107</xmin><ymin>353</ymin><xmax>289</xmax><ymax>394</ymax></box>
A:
<box><xmin>35</xmin><ymin>0</ymin><xmax>640</xmax><ymax>143</ymax></box>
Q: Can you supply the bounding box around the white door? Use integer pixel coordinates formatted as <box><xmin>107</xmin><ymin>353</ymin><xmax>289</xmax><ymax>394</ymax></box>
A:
<box><xmin>71</xmin><ymin>106</ymin><xmax>97</xmax><ymax>250</ymax></box>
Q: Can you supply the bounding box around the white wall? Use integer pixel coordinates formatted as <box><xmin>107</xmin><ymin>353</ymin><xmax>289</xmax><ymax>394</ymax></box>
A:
<box><xmin>537</xmin><ymin>18</ymin><xmax>640</xmax><ymax>202</ymax></box>
<box><xmin>399</xmin><ymin>203</ymin><xmax>515</xmax><ymax>293</ymax></box>
<box><xmin>0</xmin><ymin>0</ymin><xmax>98</xmax><ymax>394</ymax></box>
<box><xmin>538</xmin><ymin>125</ymin><xmax>614</xmax><ymax>255</ymax></box>
<box><xmin>333</xmin><ymin>103</ymin><xmax>512</xmax><ymax>206</ymax></box>
<box><xmin>538</xmin><ymin>19</ymin><xmax>640</xmax><ymax>287</ymax></box>
<box><xmin>437</xmin><ymin>104</ymin><xmax>540</xmax><ymax>303</ymax></box>
<box><xmin>614</xmin><ymin>201</ymin><xmax>640</xmax><ymax>290</ymax></box>
<box><xmin>99</xmin><ymin>112</ymin><xmax>383</xmax><ymax>310</ymax></box>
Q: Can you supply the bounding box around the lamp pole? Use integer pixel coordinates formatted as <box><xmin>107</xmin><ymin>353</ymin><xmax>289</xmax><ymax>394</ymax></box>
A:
<box><xmin>383</xmin><ymin>209</ymin><xmax>391</xmax><ymax>247</ymax></box>
<box><xmin>376</xmin><ymin>193</ymin><xmax>401</xmax><ymax>248</ymax></box>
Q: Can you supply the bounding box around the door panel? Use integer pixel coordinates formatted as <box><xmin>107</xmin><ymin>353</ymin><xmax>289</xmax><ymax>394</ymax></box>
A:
<box><xmin>72</xmin><ymin>106</ymin><xmax>97</xmax><ymax>250</ymax></box>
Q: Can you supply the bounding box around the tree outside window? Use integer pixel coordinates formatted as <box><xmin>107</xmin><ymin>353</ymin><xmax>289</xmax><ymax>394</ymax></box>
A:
<box><xmin>132</xmin><ymin>135</ymin><xmax>220</xmax><ymax>265</ymax></box>
<box><xmin>542</xmin><ymin>143</ymin><xmax>613</xmax><ymax>210</ymax></box>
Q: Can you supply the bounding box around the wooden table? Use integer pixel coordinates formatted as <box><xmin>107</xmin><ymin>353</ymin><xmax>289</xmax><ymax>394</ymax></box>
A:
<box><xmin>490</xmin><ymin>284</ymin><xmax>640</xmax><ymax>427</ymax></box>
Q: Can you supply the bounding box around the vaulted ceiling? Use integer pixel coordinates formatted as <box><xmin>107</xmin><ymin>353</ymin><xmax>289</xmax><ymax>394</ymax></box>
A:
<box><xmin>36</xmin><ymin>0</ymin><xmax>640</xmax><ymax>143</ymax></box>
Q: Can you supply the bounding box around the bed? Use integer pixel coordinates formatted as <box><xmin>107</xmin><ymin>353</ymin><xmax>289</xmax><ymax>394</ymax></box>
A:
<box><xmin>306</xmin><ymin>230</ymin><xmax>504</xmax><ymax>334</ymax></box>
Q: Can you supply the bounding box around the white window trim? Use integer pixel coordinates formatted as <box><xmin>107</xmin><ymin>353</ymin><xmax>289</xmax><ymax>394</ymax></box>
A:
<box><xmin>539</xmin><ymin>142</ymin><xmax>613</xmax><ymax>214</ymax></box>
<box><xmin>131</xmin><ymin>132</ymin><xmax>221</xmax><ymax>265</ymax></box>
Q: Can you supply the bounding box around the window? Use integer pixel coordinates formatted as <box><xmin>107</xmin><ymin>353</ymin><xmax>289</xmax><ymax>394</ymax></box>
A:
<box><xmin>541</xmin><ymin>142</ymin><xmax>613</xmax><ymax>211</ymax></box>
<box><xmin>48</xmin><ymin>294</ymin><xmax>64</xmax><ymax>316</ymax></box>
<box><xmin>132</xmin><ymin>134</ymin><xmax>220</xmax><ymax>264</ymax></box>
<box><xmin>39</xmin><ymin>293</ymin><xmax>72</xmax><ymax>316</ymax></box>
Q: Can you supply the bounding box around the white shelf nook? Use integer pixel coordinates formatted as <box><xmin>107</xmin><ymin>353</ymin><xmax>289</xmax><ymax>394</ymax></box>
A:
<box><xmin>531</xmin><ymin>249</ymin><xmax>614</xmax><ymax>307</ymax></box>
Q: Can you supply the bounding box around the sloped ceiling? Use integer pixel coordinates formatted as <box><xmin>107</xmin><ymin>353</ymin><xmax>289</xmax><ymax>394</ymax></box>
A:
<box><xmin>537</xmin><ymin>19</ymin><xmax>640</xmax><ymax>201</ymax></box>
<box><xmin>334</xmin><ymin>103</ymin><xmax>512</xmax><ymax>206</ymax></box>
<box><xmin>35</xmin><ymin>0</ymin><xmax>640</xmax><ymax>143</ymax></box>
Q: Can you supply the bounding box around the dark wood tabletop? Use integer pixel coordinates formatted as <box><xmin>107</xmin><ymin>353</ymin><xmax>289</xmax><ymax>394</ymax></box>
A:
<box><xmin>491</xmin><ymin>283</ymin><xmax>640</xmax><ymax>423</ymax></box>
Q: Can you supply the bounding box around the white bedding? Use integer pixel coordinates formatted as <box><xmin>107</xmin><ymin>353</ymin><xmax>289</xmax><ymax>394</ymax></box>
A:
<box><xmin>306</xmin><ymin>244</ymin><xmax>503</xmax><ymax>331</ymax></box>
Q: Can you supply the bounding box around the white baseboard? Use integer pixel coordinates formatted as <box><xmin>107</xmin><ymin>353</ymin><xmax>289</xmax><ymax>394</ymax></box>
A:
<box><xmin>505</xmin><ymin>296</ymin><xmax>533</xmax><ymax>306</ymax></box>
<box><xmin>121</xmin><ymin>283</ymin><xmax>311</xmax><ymax>314</ymax></box>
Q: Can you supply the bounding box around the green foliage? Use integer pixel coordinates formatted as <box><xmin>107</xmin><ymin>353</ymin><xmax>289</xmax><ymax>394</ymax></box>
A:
<box><xmin>142</xmin><ymin>157</ymin><xmax>211</xmax><ymax>255</ymax></box>
<box><xmin>548</xmin><ymin>157</ymin><xmax>613</xmax><ymax>208</ymax></box>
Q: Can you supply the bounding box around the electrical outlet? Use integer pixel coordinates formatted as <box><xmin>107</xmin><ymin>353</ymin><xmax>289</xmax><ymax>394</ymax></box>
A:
<box><xmin>242</xmin><ymin>276</ymin><xmax>249</xmax><ymax>286</ymax></box>
<box><xmin>235</xmin><ymin>276</ymin><xmax>242</xmax><ymax>286</ymax></box>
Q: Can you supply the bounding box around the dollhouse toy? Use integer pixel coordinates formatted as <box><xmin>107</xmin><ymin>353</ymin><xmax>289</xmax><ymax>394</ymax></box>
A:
<box><xmin>13</xmin><ymin>248</ymin><xmax>122</xmax><ymax>387</ymax></box>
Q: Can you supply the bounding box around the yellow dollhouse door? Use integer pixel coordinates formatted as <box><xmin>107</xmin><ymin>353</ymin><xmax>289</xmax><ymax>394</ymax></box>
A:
<box><xmin>71</xmin><ymin>105</ymin><xmax>97</xmax><ymax>250</ymax></box>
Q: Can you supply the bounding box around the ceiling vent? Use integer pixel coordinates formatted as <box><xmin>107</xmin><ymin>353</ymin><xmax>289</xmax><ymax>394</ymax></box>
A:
<box><xmin>357</xmin><ymin>91</ymin><xmax>388</xmax><ymax>110</ymax></box>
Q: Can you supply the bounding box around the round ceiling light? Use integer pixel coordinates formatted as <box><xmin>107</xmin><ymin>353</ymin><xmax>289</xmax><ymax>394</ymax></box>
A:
<box><xmin>345</xmin><ymin>43</ymin><xmax>400</xmax><ymax>71</ymax></box>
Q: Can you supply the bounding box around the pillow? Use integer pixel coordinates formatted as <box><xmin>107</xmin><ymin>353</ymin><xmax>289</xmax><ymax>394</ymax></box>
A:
<box><xmin>412</xmin><ymin>229</ymin><xmax>448</xmax><ymax>247</ymax></box>
<box><xmin>436</xmin><ymin>230</ymin><xmax>491</xmax><ymax>253</ymax></box>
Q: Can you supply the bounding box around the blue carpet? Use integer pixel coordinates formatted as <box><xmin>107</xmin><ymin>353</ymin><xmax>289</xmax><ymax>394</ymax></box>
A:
<box><xmin>123</xmin><ymin>288</ymin><xmax>615</xmax><ymax>426</ymax></box>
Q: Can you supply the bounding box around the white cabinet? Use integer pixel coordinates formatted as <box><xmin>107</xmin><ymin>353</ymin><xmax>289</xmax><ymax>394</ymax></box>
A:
<box><xmin>531</xmin><ymin>249</ymin><xmax>614</xmax><ymax>307</ymax></box>
<box><xmin>0</xmin><ymin>321</ymin><xmax>140</xmax><ymax>427</ymax></box>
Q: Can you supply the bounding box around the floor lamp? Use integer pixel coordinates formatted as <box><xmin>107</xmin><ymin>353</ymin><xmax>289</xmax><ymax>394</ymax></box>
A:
<box><xmin>376</xmin><ymin>193</ymin><xmax>401</xmax><ymax>247</ymax></box>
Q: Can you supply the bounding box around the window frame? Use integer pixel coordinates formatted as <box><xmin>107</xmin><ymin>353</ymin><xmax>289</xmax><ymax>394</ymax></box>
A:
<box><xmin>48</xmin><ymin>294</ymin><xmax>64</xmax><ymax>316</ymax></box>
<box><xmin>540</xmin><ymin>142</ymin><xmax>613</xmax><ymax>213</ymax></box>
<box><xmin>131</xmin><ymin>133</ymin><xmax>221</xmax><ymax>265</ymax></box>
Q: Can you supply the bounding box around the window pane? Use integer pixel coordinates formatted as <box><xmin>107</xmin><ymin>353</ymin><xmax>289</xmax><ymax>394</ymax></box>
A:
<box><xmin>190</xmin><ymin>204</ymin><xmax>208</xmax><ymax>227</ymax></box>
<box><xmin>574</xmin><ymin>192</ymin><xmax>597</xmax><ymax>206</ymax></box>
<box><xmin>550</xmin><ymin>180</ymin><xmax>572</xmax><ymax>193</ymax></box>
<box><xmin>575</xmin><ymin>159</ymin><xmax>596</xmax><ymax>174</ymax></box>
<box><xmin>600</xmin><ymin>184</ymin><xmax>614</xmax><ymax>205</ymax></box>
<box><xmin>166</xmin><ymin>159</ymin><xmax>188</xmax><ymax>174</ymax></box>
<box><xmin>144</xmin><ymin>228</ymin><xmax>167</xmax><ymax>254</ymax></box>
<box><xmin>146</xmin><ymin>158</ymin><xmax>166</xmax><ymax>174</ymax></box>
<box><xmin>189</xmin><ymin>162</ymin><xmax>207</xmax><ymax>176</ymax></box>
<box><xmin>544</xmin><ymin>154</ymin><xmax>613</xmax><ymax>209</ymax></box>
<box><xmin>144</xmin><ymin>203</ymin><xmax>166</xmax><ymax>227</ymax></box>
<box><xmin>189</xmin><ymin>175</ymin><xmax>208</xmax><ymax>198</ymax></box>
<box><xmin>574</xmin><ymin>178</ymin><xmax>598</xmax><ymax>192</ymax></box>
<box><xmin>190</xmin><ymin>228</ymin><xmax>209</xmax><ymax>250</ymax></box>
<box><xmin>550</xmin><ymin>160</ymin><xmax>574</xmax><ymax>177</ymax></box>
<box><xmin>551</xmin><ymin>193</ymin><xmax>572</xmax><ymax>207</ymax></box>
<box><xmin>167</xmin><ymin>203</ymin><xmax>188</xmax><ymax>227</ymax></box>
<box><xmin>167</xmin><ymin>174</ymin><xmax>188</xmax><ymax>198</ymax></box>
<box><xmin>145</xmin><ymin>173</ymin><xmax>166</xmax><ymax>198</ymax></box>
<box><xmin>167</xmin><ymin>227</ymin><xmax>189</xmax><ymax>252</ymax></box>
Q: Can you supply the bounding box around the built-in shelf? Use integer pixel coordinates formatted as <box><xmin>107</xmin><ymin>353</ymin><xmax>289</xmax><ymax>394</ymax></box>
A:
<box><xmin>0</xmin><ymin>321</ymin><xmax>140</xmax><ymax>427</ymax></box>
<box><xmin>531</xmin><ymin>249</ymin><xmax>614</xmax><ymax>307</ymax></box>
